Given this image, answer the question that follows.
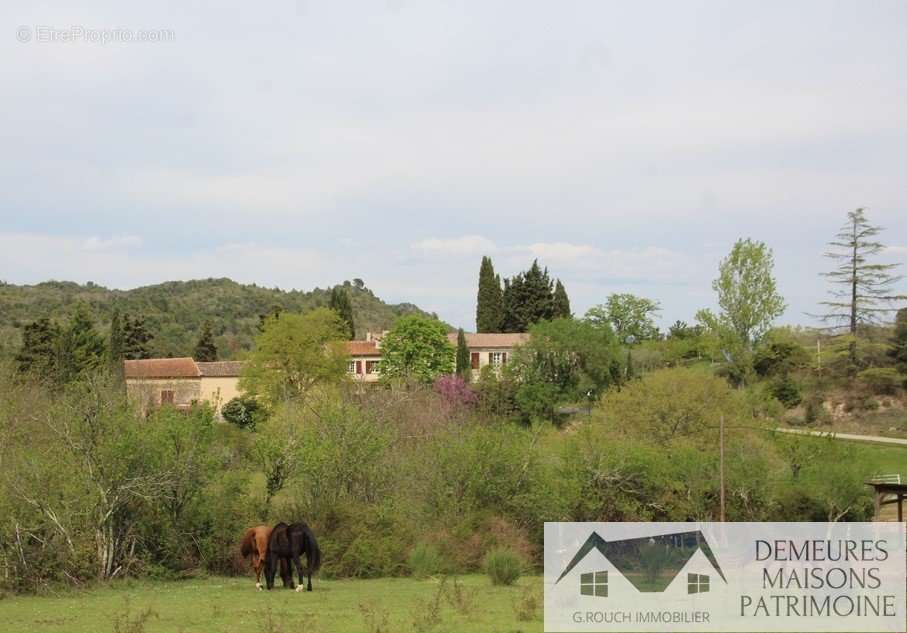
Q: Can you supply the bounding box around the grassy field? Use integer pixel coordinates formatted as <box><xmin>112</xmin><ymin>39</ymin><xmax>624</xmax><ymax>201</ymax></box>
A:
<box><xmin>0</xmin><ymin>575</ymin><xmax>543</xmax><ymax>633</ymax></box>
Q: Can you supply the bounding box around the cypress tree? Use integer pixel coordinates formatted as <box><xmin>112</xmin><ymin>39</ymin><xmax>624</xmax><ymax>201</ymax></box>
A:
<box><xmin>455</xmin><ymin>328</ymin><xmax>471</xmax><ymax>379</ymax></box>
<box><xmin>193</xmin><ymin>320</ymin><xmax>219</xmax><ymax>362</ymax></box>
<box><xmin>59</xmin><ymin>306</ymin><xmax>106</xmax><ymax>383</ymax></box>
<box><xmin>15</xmin><ymin>317</ymin><xmax>61</xmax><ymax>379</ymax></box>
<box><xmin>890</xmin><ymin>308</ymin><xmax>907</xmax><ymax>378</ymax></box>
<box><xmin>123</xmin><ymin>315</ymin><xmax>153</xmax><ymax>360</ymax></box>
<box><xmin>329</xmin><ymin>286</ymin><xmax>356</xmax><ymax>339</ymax></box>
<box><xmin>501</xmin><ymin>260</ymin><xmax>555</xmax><ymax>332</ymax></box>
<box><xmin>476</xmin><ymin>256</ymin><xmax>503</xmax><ymax>333</ymax></box>
<box><xmin>109</xmin><ymin>307</ymin><xmax>125</xmax><ymax>379</ymax></box>
<box><xmin>553</xmin><ymin>279</ymin><xmax>571</xmax><ymax>318</ymax></box>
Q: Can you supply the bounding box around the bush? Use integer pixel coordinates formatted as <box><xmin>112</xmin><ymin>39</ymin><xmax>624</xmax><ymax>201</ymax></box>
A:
<box><xmin>407</xmin><ymin>543</ymin><xmax>446</xmax><ymax>579</ymax></box>
<box><xmin>220</xmin><ymin>396</ymin><xmax>264</xmax><ymax>429</ymax></box>
<box><xmin>857</xmin><ymin>368</ymin><xmax>901</xmax><ymax>395</ymax></box>
<box><xmin>770</xmin><ymin>375</ymin><xmax>802</xmax><ymax>408</ymax></box>
<box><xmin>483</xmin><ymin>547</ymin><xmax>524</xmax><ymax>586</ymax></box>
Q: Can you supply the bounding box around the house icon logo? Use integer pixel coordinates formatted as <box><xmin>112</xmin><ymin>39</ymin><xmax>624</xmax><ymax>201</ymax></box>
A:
<box><xmin>555</xmin><ymin>530</ymin><xmax>726</xmax><ymax>597</ymax></box>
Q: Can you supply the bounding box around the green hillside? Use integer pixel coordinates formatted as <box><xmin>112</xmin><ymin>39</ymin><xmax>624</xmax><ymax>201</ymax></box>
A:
<box><xmin>0</xmin><ymin>278</ymin><xmax>441</xmax><ymax>360</ymax></box>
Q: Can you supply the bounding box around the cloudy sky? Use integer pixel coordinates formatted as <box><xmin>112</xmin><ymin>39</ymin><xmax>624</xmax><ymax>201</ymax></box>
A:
<box><xmin>2</xmin><ymin>1</ymin><xmax>905</xmax><ymax>330</ymax></box>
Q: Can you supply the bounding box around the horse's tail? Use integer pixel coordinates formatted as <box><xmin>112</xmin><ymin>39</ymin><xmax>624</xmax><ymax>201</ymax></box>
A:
<box><xmin>303</xmin><ymin>525</ymin><xmax>322</xmax><ymax>572</ymax></box>
<box><xmin>240</xmin><ymin>528</ymin><xmax>256</xmax><ymax>559</ymax></box>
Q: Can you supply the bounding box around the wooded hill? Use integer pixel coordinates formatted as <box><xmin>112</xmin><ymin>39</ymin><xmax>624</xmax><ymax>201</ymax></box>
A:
<box><xmin>0</xmin><ymin>278</ymin><xmax>441</xmax><ymax>360</ymax></box>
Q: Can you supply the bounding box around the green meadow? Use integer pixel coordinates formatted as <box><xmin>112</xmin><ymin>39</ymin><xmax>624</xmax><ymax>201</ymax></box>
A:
<box><xmin>0</xmin><ymin>575</ymin><xmax>544</xmax><ymax>633</ymax></box>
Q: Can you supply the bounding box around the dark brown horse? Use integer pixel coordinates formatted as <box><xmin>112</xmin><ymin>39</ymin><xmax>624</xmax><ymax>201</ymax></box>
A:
<box><xmin>240</xmin><ymin>525</ymin><xmax>288</xmax><ymax>590</ymax></box>
<box><xmin>265</xmin><ymin>522</ymin><xmax>322</xmax><ymax>592</ymax></box>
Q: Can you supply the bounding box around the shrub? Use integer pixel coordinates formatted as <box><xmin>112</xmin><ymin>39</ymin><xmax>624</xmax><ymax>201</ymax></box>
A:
<box><xmin>770</xmin><ymin>375</ymin><xmax>802</xmax><ymax>408</ymax></box>
<box><xmin>433</xmin><ymin>375</ymin><xmax>477</xmax><ymax>408</ymax></box>
<box><xmin>408</xmin><ymin>543</ymin><xmax>446</xmax><ymax>579</ymax></box>
<box><xmin>857</xmin><ymin>368</ymin><xmax>901</xmax><ymax>395</ymax></box>
<box><xmin>221</xmin><ymin>396</ymin><xmax>264</xmax><ymax>429</ymax></box>
<box><xmin>483</xmin><ymin>547</ymin><xmax>524</xmax><ymax>586</ymax></box>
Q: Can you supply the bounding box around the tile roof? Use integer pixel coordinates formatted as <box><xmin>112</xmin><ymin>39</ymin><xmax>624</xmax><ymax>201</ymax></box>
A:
<box><xmin>124</xmin><ymin>357</ymin><xmax>201</xmax><ymax>379</ymax></box>
<box><xmin>446</xmin><ymin>332</ymin><xmax>530</xmax><ymax>348</ymax></box>
<box><xmin>197</xmin><ymin>361</ymin><xmax>245</xmax><ymax>377</ymax></box>
<box><xmin>346</xmin><ymin>340</ymin><xmax>381</xmax><ymax>356</ymax></box>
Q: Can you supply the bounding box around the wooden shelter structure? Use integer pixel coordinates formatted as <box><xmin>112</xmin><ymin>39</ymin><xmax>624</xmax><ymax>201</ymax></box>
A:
<box><xmin>867</xmin><ymin>475</ymin><xmax>906</xmax><ymax>522</ymax></box>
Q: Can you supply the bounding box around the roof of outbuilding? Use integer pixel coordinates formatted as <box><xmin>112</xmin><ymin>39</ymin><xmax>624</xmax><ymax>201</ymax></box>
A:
<box><xmin>446</xmin><ymin>332</ymin><xmax>530</xmax><ymax>348</ymax></box>
<box><xmin>124</xmin><ymin>357</ymin><xmax>201</xmax><ymax>379</ymax></box>
<box><xmin>197</xmin><ymin>361</ymin><xmax>245</xmax><ymax>377</ymax></box>
<box><xmin>346</xmin><ymin>340</ymin><xmax>381</xmax><ymax>356</ymax></box>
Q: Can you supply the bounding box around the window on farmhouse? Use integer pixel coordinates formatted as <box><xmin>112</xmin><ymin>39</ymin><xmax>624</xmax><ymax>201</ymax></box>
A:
<box><xmin>366</xmin><ymin>360</ymin><xmax>380</xmax><ymax>374</ymax></box>
<box><xmin>580</xmin><ymin>571</ymin><xmax>607</xmax><ymax>597</ymax></box>
<box><xmin>490</xmin><ymin>351</ymin><xmax>505</xmax><ymax>367</ymax></box>
<box><xmin>470</xmin><ymin>352</ymin><xmax>479</xmax><ymax>369</ymax></box>
<box><xmin>160</xmin><ymin>390</ymin><xmax>175</xmax><ymax>405</ymax></box>
<box><xmin>347</xmin><ymin>361</ymin><xmax>357</xmax><ymax>374</ymax></box>
<box><xmin>688</xmin><ymin>573</ymin><xmax>709</xmax><ymax>594</ymax></box>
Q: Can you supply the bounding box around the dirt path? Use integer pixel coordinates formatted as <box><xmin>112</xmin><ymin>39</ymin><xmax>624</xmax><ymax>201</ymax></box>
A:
<box><xmin>774</xmin><ymin>427</ymin><xmax>907</xmax><ymax>447</ymax></box>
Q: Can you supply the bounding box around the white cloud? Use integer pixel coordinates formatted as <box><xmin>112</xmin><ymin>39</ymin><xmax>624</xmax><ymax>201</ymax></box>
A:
<box><xmin>81</xmin><ymin>235</ymin><xmax>143</xmax><ymax>252</ymax></box>
<box><xmin>411</xmin><ymin>235</ymin><xmax>497</xmax><ymax>256</ymax></box>
<box><xmin>525</xmin><ymin>242</ymin><xmax>601</xmax><ymax>264</ymax></box>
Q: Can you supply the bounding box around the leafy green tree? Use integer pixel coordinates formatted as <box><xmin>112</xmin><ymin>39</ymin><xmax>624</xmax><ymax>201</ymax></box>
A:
<box><xmin>329</xmin><ymin>286</ymin><xmax>356</xmax><ymax>339</ymax></box>
<box><xmin>15</xmin><ymin>317</ymin><xmax>60</xmax><ymax>379</ymax></box>
<box><xmin>509</xmin><ymin>317</ymin><xmax>621</xmax><ymax>420</ymax></box>
<box><xmin>697</xmin><ymin>239</ymin><xmax>785</xmax><ymax>384</ymax></box>
<box><xmin>552</xmin><ymin>279</ymin><xmax>571</xmax><ymax>318</ymax></box>
<box><xmin>586</xmin><ymin>294</ymin><xmax>661</xmax><ymax>342</ymax></box>
<box><xmin>193</xmin><ymin>321</ymin><xmax>218</xmax><ymax>362</ymax></box>
<box><xmin>603</xmin><ymin>367</ymin><xmax>744</xmax><ymax>446</ymax></box>
<box><xmin>240</xmin><ymin>308</ymin><xmax>349</xmax><ymax>407</ymax></box>
<box><xmin>476</xmin><ymin>256</ymin><xmax>504</xmax><ymax>333</ymax></box>
<box><xmin>455</xmin><ymin>328</ymin><xmax>471</xmax><ymax>379</ymax></box>
<box><xmin>890</xmin><ymin>308</ymin><xmax>907</xmax><ymax>380</ymax></box>
<box><xmin>817</xmin><ymin>208</ymin><xmax>905</xmax><ymax>333</ymax></box>
<box><xmin>58</xmin><ymin>306</ymin><xmax>106</xmax><ymax>383</ymax></box>
<box><xmin>378</xmin><ymin>315</ymin><xmax>454</xmax><ymax>384</ymax></box>
<box><xmin>501</xmin><ymin>260</ymin><xmax>554</xmax><ymax>332</ymax></box>
<box><xmin>123</xmin><ymin>315</ymin><xmax>153</xmax><ymax>360</ymax></box>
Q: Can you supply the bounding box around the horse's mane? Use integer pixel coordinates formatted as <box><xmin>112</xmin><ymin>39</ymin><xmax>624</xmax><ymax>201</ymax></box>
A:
<box><xmin>239</xmin><ymin>527</ymin><xmax>256</xmax><ymax>558</ymax></box>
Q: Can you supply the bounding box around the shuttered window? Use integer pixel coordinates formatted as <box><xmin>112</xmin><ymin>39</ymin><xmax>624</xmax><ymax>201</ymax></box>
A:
<box><xmin>470</xmin><ymin>352</ymin><xmax>479</xmax><ymax>369</ymax></box>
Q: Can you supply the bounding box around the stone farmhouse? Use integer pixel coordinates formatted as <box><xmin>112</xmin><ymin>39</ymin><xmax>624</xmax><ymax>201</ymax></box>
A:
<box><xmin>125</xmin><ymin>332</ymin><xmax>528</xmax><ymax>413</ymax></box>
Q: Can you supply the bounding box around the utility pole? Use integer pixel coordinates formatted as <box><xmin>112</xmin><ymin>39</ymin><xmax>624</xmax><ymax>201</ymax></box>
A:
<box><xmin>719</xmin><ymin>414</ymin><xmax>726</xmax><ymax>522</ymax></box>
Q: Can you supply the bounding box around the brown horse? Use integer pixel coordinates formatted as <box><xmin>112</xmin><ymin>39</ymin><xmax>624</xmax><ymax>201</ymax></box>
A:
<box><xmin>240</xmin><ymin>525</ymin><xmax>288</xmax><ymax>590</ymax></box>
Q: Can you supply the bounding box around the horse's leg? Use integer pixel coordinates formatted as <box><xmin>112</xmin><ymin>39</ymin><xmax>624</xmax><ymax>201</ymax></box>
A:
<box><xmin>253</xmin><ymin>555</ymin><xmax>263</xmax><ymax>590</ymax></box>
<box><xmin>264</xmin><ymin>555</ymin><xmax>275</xmax><ymax>590</ymax></box>
<box><xmin>282</xmin><ymin>557</ymin><xmax>294</xmax><ymax>589</ymax></box>
<box><xmin>292</xmin><ymin>555</ymin><xmax>307</xmax><ymax>592</ymax></box>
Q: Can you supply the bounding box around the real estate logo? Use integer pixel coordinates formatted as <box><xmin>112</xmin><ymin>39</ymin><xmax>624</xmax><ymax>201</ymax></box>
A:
<box><xmin>544</xmin><ymin>522</ymin><xmax>906</xmax><ymax>633</ymax></box>
<box><xmin>556</xmin><ymin>530</ymin><xmax>727</xmax><ymax>597</ymax></box>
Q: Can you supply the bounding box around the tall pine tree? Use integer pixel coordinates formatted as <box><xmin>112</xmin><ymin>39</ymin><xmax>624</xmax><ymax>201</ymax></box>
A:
<box><xmin>501</xmin><ymin>260</ymin><xmax>555</xmax><ymax>332</ymax></box>
<box><xmin>553</xmin><ymin>279</ymin><xmax>571</xmax><ymax>318</ymax></box>
<box><xmin>329</xmin><ymin>286</ymin><xmax>356</xmax><ymax>339</ymax></box>
<box><xmin>817</xmin><ymin>208</ymin><xmax>906</xmax><ymax>333</ymax></box>
<box><xmin>193</xmin><ymin>320</ymin><xmax>219</xmax><ymax>362</ymax></box>
<box><xmin>476</xmin><ymin>256</ymin><xmax>504</xmax><ymax>333</ymax></box>
<box><xmin>455</xmin><ymin>328</ymin><xmax>471</xmax><ymax>379</ymax></box>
